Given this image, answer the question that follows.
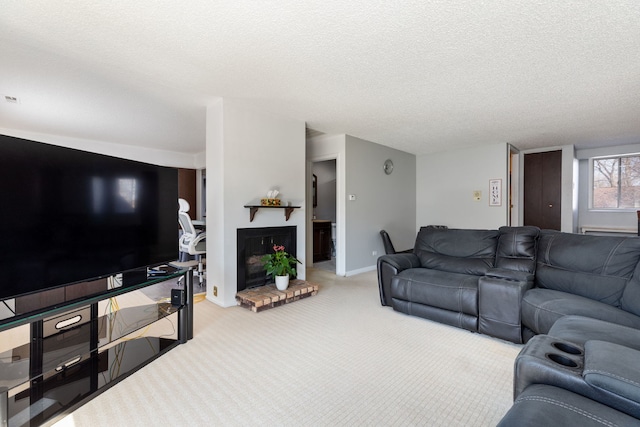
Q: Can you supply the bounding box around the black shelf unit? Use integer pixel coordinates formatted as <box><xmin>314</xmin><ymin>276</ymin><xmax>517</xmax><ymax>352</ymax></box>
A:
<box><xmin>0</xmin><ymin>269</ymin><xmax>194</xmax><ymax>427</ymax></box>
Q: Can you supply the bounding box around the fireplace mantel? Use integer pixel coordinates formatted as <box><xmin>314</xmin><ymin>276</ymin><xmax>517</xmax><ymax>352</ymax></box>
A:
<box><xmin>244</xmin><ymin>204</ymin><xmax>301</xmax><ymax>222</ymax></box>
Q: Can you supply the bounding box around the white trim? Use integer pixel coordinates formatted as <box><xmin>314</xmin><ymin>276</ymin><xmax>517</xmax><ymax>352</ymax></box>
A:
<box><xmin>345</xmin><ymin>265</ymin><xmax>377</xmax><ymax>276</ymax></box>
<box><xmin>205</xmin><ymin>295</ymin><xmax>236</xmax><ymax>308</ymax></box>
<box><xmin>588</xmin><ymin>157</ymin><xmax>595</xmax><ymax>210</ymax></box>
<box><xmin>576</xmin><ymin>143</ymin><xmax>640</xmax><ymax>160</ymax></box>
<box><xmin>581</xmin><ymin>226</ymin><xmax>636</xmax><ymax>234</ymax></box>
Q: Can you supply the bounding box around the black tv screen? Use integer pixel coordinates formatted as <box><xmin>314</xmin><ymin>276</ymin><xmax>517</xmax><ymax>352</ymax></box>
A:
<box><xmin>0</xmin><ymin>134</ymin><xmax>179</xmax><ymax>301</ymax></box>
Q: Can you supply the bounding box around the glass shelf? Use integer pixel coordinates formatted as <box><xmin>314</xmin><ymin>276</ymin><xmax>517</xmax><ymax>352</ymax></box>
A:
<box><xmin>0</xmin><ymin>270</ymin><xmax>186</xmax><ymax>333</ymax></box>
<box><xmin>0</xmin><ymin>295</ymin><xmax>180</xmax><ymax>395</ymax></box>
<box><xmin>6</xmin><ymin>336</ymin><xmax>178</xmax><ymax>427</ymax></box>
<box><xmin>0</xmin><ymin>270</ymin><xmax>193</xmax><ymax>427</ymax></box>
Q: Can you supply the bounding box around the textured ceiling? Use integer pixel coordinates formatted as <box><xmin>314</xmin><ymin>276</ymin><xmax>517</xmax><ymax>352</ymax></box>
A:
<box><xmin>1</xmin><ymin>1</ymin><xmax>640</xmax><ymax>155</ymax></box>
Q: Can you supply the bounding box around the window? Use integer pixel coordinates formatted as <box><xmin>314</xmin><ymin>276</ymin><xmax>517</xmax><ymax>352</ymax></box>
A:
<box><xmin>592</xmin><ymin>155</ymin><xmax>640</xmax><ymax>209</ymax></box>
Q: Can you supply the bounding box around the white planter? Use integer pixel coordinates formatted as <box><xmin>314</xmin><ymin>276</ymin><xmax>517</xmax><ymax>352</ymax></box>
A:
<box><xmin>275</xmin><ymin>275</ymin><xmax>290</xmax><ymax>290</ymax></box>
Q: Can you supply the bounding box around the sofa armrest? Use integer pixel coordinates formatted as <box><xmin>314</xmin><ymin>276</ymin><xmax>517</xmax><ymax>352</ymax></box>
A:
<box><xmin>377</xmin><ymin>253</ymin><xmax>421</xmax><ymax>306</ymax></box>
<box><xmin>584</xmin><ymin>340</ymin><xmax>640</xmax><ymax>404</ymax></box>
<box><xmin>478</xmin><ymin>269</ymin><xmax>534</xmax><ymax>343</ymax></box>
<box><xmin>485</xmin><ymin>267</ymin><xmax>534</xmax><ymax>282</ymax></box>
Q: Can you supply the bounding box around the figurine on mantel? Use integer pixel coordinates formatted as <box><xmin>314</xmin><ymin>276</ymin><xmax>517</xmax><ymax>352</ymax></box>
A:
<box><xmin>261</xmin><ymin>189</ymin><xmax>281</xmax><ymax>206</ymax></box>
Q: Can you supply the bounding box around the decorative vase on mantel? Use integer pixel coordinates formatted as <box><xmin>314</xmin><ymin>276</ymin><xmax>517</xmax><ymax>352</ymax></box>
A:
<box><xmin>275</xmin><ymin>275</ymin><xmax>290</xmax><ymax>291</ymax></box>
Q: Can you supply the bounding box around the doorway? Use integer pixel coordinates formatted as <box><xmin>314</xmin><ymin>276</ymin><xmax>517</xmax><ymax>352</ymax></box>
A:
<box><xmin>523</xmin><ymin>150</ymin><xmax>562</xmax><ymax>230</ymax></box>
<box><xmin>311</xmin><ymin>159</ymin><xmax>337</xmax><ymax>273</ymax></box>
<box><xmin>509</xmin><ymin>145</ymin><xmax>520</xmax><ymax>226</ymax></box>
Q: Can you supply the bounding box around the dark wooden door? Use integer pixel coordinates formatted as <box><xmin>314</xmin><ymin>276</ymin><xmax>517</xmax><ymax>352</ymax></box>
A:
<box><xmin>178</xmin><ymin>168</ymin><xmax>197</xmax><ymax>215</ymax></box>
<box><xmin>313</xmin><ymin>222</ymin><xmax>332</xmax><ymax>262</ymax></box>
<box><xmin>524</xmin><ymin>150</ymin><xmax>562</xmax><ymax>230</ymax></box>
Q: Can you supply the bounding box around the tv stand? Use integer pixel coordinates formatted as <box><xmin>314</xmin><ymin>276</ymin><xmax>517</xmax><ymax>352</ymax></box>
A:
<box><xmin>0</xmin><ymin>269</ymin><xmax>193</xmax><ymax>427</ymax></box>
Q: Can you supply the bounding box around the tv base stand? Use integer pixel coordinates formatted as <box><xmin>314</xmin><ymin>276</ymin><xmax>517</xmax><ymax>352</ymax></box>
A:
<box><xmin>0</xmin><ymin>269</ymin><xmax>194</xmax><ymax>427</ymax></box>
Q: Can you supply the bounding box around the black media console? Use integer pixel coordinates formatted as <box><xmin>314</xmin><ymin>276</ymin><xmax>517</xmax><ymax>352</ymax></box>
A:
<box><xmin>0</xmin><ymin>269</ymin><xmax>194</xmax><ymax>427</ymax></box>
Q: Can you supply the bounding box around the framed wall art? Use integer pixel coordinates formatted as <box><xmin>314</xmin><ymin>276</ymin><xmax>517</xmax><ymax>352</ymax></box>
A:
<box><xmin>489</xmin><ymin>179</ymin><xmax>502</xmax><ymax>207</ymax></box>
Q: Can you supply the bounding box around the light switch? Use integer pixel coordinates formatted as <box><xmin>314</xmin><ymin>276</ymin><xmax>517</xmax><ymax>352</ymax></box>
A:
<box><xmin>473</xmin><ymin>190</ymin><xmax>481</xmax><ymax>201</ymax></box>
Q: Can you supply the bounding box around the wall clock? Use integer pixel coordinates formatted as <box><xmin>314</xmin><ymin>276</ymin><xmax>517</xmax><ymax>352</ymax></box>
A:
<box><xmin>383</xmin><ymin>159</ymin><xmax>394</xmax><ymax>175</ymax></box>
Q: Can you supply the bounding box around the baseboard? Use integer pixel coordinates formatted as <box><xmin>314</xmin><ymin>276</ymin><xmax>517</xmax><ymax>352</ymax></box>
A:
<box><xmin>205</xmin><ymin>294</ymin><xmax>237</xmax><ymax>308</ymax></box>
<box><xmin>345</xmin><ymin>265</ymin><xmax>377</xmax><ymax>277</ymax></box>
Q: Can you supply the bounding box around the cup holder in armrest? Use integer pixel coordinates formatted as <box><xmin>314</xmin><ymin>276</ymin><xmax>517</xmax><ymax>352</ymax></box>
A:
<box><xmin>551</xmin><ymin>341</ymin><xmax>583</xmax><ymax>355</ymax></box>
<box><xmin>546</xmin><ymin>353</ymin><xmax>579</xmax><ymax>368</ymax></box>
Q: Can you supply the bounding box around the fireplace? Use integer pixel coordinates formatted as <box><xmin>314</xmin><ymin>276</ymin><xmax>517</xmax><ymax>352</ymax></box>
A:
<box><xmin>237</xmin><ymin>226</ymin><xmax>297</xmax><ymax>292</ymax></box>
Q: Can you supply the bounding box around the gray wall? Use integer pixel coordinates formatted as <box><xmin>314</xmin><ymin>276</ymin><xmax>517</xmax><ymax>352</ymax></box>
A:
<box><xmin>345</xmin><ymin>135</ymin><xmax>416</xmax><ymax>274</ymax></box>
<box><xmin>313</xmin><ymin>159</ymin><xmax>336</xmax><ymax>222</ymax></box>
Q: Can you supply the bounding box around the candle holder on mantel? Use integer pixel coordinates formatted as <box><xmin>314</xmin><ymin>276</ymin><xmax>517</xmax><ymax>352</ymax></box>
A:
<box><xmin>244</xmin><ymin>200</ymin><xmax>300</xmax><ymax>222</ymax></box>
<box><xmin>261</xmin><ymin>198</ymin><xmax>281</xmax><ymax>206</ymax></box>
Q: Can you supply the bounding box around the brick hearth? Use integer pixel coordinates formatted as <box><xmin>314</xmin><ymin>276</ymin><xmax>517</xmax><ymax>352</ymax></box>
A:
<box><xmin>235</xmin><ymin>280</ymin><xmax>318</xmax><ymax>312</ymax></box>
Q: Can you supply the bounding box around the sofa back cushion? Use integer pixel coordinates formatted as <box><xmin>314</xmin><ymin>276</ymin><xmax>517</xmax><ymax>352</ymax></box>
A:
<box><xmin>414</xmin><ymin>228</ymin><xmax>499</xmax><ymax>275</ymax></box>
<box><xmin>536</xmin><ymin>230</ymin><xmax>640</xmax><ymax>305</ymax></box>
<box><xmin>496</xmin><ymin>226</ymin><xmax>540</xmax><ymax>273</ymax></box>
<box><xmin>621</xmin><ymin>266</ymin><xmax>640</xmax><ymax>317</ymax></box>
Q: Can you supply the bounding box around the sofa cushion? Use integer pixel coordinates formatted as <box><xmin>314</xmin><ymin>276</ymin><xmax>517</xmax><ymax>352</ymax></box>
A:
<box><xmin>391</xmin><ymin>269</ymin><xmax>478</xmax><ymax>316</ymax></box>
<box><xmin>583</xmin><ymin>340</ymin><xmax>640</xmax><ymax>405</ymax></box>
<box><xmin>414</xmin><ymin>228</ymin><xmax>499</xmax><ymax>276</ymax></box>
<box><xmin>392</xmin><ymin>300</ymin><xmax>478</xmax><ymax>332</ymax></box>
<box><xmin>535</xmin><ymin>231</ymin><xmax>640</xmax><ymax>305</ymax></box>
<box><xmin>496</xmin><ymin>226</ymin><xmax>539</xmax><ymax>273</ymax></box>
<box><xmin>621</xmin><ymin>273</ymin><xmax>640</xmax><ymax>317</ymax></box>
<box><xmin>521</xmin><ymin>288</ymin><xmax>640</xmax><ymax>334</ymax></box>
<box><xmin>548</xmin><ymin>315</ymin><xmax>640</xmax><ymax>350</ymax></box>
<box><xmin>497</xmin><ymin>384</ymin><xmax>640</xmax><ymax>427</ymax></box>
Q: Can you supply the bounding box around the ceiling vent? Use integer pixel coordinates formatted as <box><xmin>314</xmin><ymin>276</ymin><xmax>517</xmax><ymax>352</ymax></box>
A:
<box><xmin>4</xmin><ymin>95</ymin><xmax>20</xmax><ymax>104</ymax></box>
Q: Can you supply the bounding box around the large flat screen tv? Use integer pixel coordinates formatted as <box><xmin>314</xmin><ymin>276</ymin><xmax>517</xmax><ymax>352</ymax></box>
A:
<box><xmin>0</xmin><ymin>134</ymin><xmax>179</xmax><ymax>301</ymax></box>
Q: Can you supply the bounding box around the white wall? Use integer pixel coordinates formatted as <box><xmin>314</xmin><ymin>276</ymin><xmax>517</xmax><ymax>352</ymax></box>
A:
<box><xmin>344</xmin><ymin>135</ymin><xmax>416</xmax><ymax>274</ymax></box>
<box><xmin>0</xmin><ymin>127</ymin><xmax>198</xmax><ymax>169</ymax></box>
<box><xmin>206</xmin><ymin>99</ymin><xmax>306</xmax><ymax>307</ymax></box>
<box><xmin>194</xmin><ymin>152</ymin><xmax>206</xmax><ymax>169</ymax></box>
<box><xmin>417</xmin><ymin>143</ymin><xmax>509</xmax><ymax>229</ymax></box>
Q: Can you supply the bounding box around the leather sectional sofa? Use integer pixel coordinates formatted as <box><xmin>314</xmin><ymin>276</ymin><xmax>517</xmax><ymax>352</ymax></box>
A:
<box><xmin>376</xmin><ymin>226</ymin><xmax>640</xmax><ymax>425</ymax></box>
<box><xmin>499</xmin><ymin>317</ymin><xmax>640</xmax><ymax>426</ymax></box>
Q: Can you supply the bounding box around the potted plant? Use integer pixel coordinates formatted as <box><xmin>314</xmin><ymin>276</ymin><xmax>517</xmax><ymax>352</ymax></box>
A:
<box><xmin>261</xmin><ymin>245</ymin><xmax>301</xmax><ymax>290</ymax></box>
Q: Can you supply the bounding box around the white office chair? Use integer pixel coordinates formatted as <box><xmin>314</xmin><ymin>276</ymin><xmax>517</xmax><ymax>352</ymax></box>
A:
<box><xmin>178</xmin><ymin>198</ymin><xmax>206</xmax><ymax>286</ymax></box>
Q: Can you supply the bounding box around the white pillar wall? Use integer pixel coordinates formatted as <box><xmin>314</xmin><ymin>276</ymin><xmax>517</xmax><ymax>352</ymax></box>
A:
<box><xmin>205</xmin><ymin>99</ymin><xmax>307</xmax><ymax>307</ymax></box>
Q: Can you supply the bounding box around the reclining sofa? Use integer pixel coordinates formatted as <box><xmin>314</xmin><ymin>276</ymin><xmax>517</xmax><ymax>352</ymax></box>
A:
<box><xmin>498</xmin><ymin>316</ymin><xmax>640</xmax><ymax>426</ymax></box>
<box><xmin>377</xmin><ymin>225</ymin><xmax>640</xmax><ymax>344</ymax></box>
<box><xmin>377</xmin><ymin>225</ymin><xmax>640</xmax><ymax>425</ymax></box>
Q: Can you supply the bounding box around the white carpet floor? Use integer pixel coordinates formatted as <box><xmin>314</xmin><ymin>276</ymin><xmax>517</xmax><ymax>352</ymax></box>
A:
<box><xmin>53</xmin><ymin>269</ymin><xmax>521</xmax><ymax>426</ymax></box>
<box><xmin>313</xmin><ymin>258</ymin><xmax>336</xmax><ymax>273</ymax></box>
